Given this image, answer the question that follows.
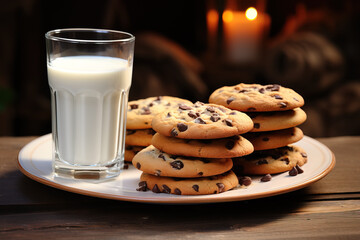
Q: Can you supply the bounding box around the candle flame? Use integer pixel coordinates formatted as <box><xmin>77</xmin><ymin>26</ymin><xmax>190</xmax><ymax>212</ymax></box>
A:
<box><xmin>245</xmin><ymin>7</ymin><xmax>257</xmax><ymax>21</ymax></box>
<box><xmin>222</xmin><ymin>10</ymin><xmax>234</xmax><ymax>23</ymax></box>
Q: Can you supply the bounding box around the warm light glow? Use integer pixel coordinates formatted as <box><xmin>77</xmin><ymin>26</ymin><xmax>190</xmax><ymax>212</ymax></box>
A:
<box><xmin>222</xmin><ymin>10</ymin><xmax>234</xmax><ymax>23</ymax></box>
<box><xmin>207</xmin><ymin>9</ymin><xmax>219</xmax><ymax>23</ymax></box>
<box><xmin>245</xmin><ymin>7</ymin><xmax>258</xmax><ymax>21</ymax></box>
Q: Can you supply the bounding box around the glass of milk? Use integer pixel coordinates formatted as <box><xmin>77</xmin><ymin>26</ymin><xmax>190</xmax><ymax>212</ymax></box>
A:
<box><xmin>45</xmin><ymin>28</ymin><xmax>135</xmax><ymax>180</ymax></box>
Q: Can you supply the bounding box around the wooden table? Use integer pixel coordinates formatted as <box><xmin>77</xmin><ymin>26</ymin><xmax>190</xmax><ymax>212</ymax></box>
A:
<box><xmin>1</xmin><ymin>136</ymin><xmax>360</xmax><ymax>239</ymax></box>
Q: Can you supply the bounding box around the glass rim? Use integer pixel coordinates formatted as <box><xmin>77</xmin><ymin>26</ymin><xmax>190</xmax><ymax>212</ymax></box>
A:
<box><xmin>45</xmin><ymin>28</ymin><xmax>135</xmax><ymax>43</ymax></box>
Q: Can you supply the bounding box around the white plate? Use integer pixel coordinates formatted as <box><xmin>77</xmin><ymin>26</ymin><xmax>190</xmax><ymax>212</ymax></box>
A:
<box><xmin>18</xmin><ymin>134</ymin><xmax>335</xmax><ymax>204</ymax></box>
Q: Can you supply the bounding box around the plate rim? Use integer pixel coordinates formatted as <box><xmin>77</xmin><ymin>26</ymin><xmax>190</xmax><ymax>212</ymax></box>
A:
<box><xmin>17</xmin><ymin>134</ymin><xmax>336</xmax><ymax>204</ymax></box>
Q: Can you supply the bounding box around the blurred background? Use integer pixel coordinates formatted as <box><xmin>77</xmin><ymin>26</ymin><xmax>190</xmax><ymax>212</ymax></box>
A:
<box><xmin>0</xmin><ymin>0</ymin><xmax>359</xmax><ymax>137</ymax></box>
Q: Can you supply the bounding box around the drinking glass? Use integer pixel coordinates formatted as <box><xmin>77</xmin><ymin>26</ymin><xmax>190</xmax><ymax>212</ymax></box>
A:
<box><xmin>45</xmin><ymin>28</ymin><xmax>135</xmax><ymax>179</ymax></box>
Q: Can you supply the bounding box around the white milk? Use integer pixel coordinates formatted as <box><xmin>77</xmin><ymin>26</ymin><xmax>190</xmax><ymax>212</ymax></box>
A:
<box><xmin>48</xmin><ymin>56</ymin><xmax>132</xmax><ymax>166</ymax></box>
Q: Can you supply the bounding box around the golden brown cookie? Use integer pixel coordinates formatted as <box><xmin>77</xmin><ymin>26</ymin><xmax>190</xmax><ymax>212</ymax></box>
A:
<box><xmin>232</xmin><ymin>145</ymin><xmax>308</xmax><ymax>175</ymax></box>
<box><xmin>124</xmin><ymin>145</ymin><xmax>145</xmax><ymax>162</ymax></box>
<box><xmin>127</xmin><ymin>96</ymin><xmax>192</xmax><ymax>129</ymax></box>
<box><xmin>151</xmin><ymin>133</ymin><xmax>253</xmax><ymax>158</ymax></box>
<box><xmin>151</xmin><ymin>101</ymin><xmax>253</xmax><ymax>139</ymax></box>
<box><xmin>126</xmin><ymin>129</ymin><xmax>156</xmax><ymax>147</ymax></box>
<box><xmin>132</xmin><ymin>145</ymin><xmax>233</xmax><ymax>178</ymax></box>
<box><xmin>139</xmin><ymin>171</ymin><xmax>239</xmax><ymax>195</ymax></box>
<box><xmin>249</xmin><ymin>108</ymin><xmax>307</xmax><ymax>132</ymax></box>
<box><xmin>209</xmin><ymin>83</ymin><xmax>304</xmax><ymax>112</ymax></box>
<box><xmin>244</xmin><ymin>127</ymin><xmax>304</xmax><ymax>150</ymax></box>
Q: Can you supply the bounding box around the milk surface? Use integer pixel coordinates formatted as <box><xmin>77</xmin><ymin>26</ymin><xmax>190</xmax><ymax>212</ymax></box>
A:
<box><xmin>48</xmin><ymin>56</ymin><xmax>132</xmax><ymax>166</ymax></box>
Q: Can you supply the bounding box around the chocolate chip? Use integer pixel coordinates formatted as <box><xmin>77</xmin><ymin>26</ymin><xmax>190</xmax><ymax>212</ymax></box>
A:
<box><xmin>229</xmin><ymin>112</ymin><xmax>237</xmax><ymax>115</ymax></box>
<box><xmin>170</xmin><ymin>160</ymin><xmax>184</xmax><ymax>170</ymax></box>
<box><xmin>154</xmin><ymin>169</ymin><xmax>161</xmax><ymax>176</ymax></box>
<box><xmin>162</xmin><ymin>185</ymin><xmax>171</xmax><ymax>194</ymax></box>
<box><xmin>174</xmin><ymin>188</ymin><xmax>182</xmax><ymax>195</ymax></box>
<box><xmin>253</xmin><ymin>123</ymin><xmax>260</xmax><ymax>129</ymax></box>
<box><xmin>192</xmin><ymin>184</ymin><xmax>199</xmax><ymax>192</ymax></box>
<box><xmin>261</xmin><ymin>174</ymin><xmax>272</xmax><ymax>182</ymax></box>
<box><xmin>177</xmin><ymin>123</ymin><xmax>188</xmax><ymax>132</ymax></box>
<box><xmin>167</xmin><ymin>112</ymin><xmax>171</xmax><ymax>117</ymax></box>
<box><xmin>179</xmin><ymin>104</ymin><xmax>192</xmax><ymax>110</ymax></box>
<box><xmin>158</xmin><ymin>153</ymin><xmax>166</xmax><ymax>161</ymax></box>
<box><xmin>171</xmin><ymin>128</ymin><xmax>178</xmax><ymax>137</ymax></box>
<box><xmin>136</xmin><ymin>181</ymin><xmax>148</xmax><ymax>191</ymax></box>
<box><xmin>266</xmin><ymin>84</ymin><xmax>280</xmax><ymax>91</ymax></box>
<box><xmin>247</xmin><ymin>107</ymin><xmax>256</xmax><ymax>111</ymax></box>
<box><xmin>188</xmin><ymin>111</ymin><xmax>197</xmax><ymax>119</ymax></box>
<box><xmin>273</xmin><ymin>94</ymin><xmax>283</xmax><ymax>100</ymax></box>
<box><xmin>210</xmin><ymin>115</ymin><xmax>220</xmax><ymax>122</ymax></box>
<box><xmin>289</xmin><ymin>167</ymin><xmax>298</xmax><ymax>176</ymax></box>
<box><xmin>227</xmin><ymin>97</ymin><xmax>235</xmax><ymax>105</ymax></box>
<box><xmin>262</xmin><ymin>137</ymin><xmax>269</xmax><ymax>141</ymax></box>
<box><xmin>152</xmin><ymin>184</ymin><xmax>161</xmax><ymax>193</ymax></box>
<box><xmin>301</xmin><ymin>152</ymin><xmax>307</xmax><ymax>158</ymax></box>
<box><xmin>238</xmin><ymin>176</ymin><xmax>252</xmax><ymax>186</ymax></box>
<box><xmin>223</xmin><ymin>119</ymin><xmax>233</xmax><ymax>127</ymax></box>
<box><xmin>148</xmin><ymin>102</ymin><xmax>154</xmax><ymax>107</ymax></box>
<box><xmin>194</xmin><ymin>117</ymin><xmax>206</xmax><ymax>124</ymax></box>
<box><xmin>206</xmin><ymin>106</ymin><xmax>215</xmax><ymax>113</ymax></box>
<box><xmin>238</xmin><ymin>89</ymin><xmax>248</xmax><ymax>93</ymax></box>
<box><xmin>216</xmin><ymin>183</ymin><xmax>225</xmax><ymax>193</ymax></box>
<box><xmin>225</xmin><ymin>140</ymin><xmax>235</xmax><ymax>150</ymax></box>
<box><xmin>129</xmin><ymin>104</ymin><xmax>138</xmax><ymax>109</ymax></box>
<box><xmin>280</xmin><ymin>157</ymin><xmax>290</xmax><ymax>165</ymax></box>
<box><xmin>295</xmin><ymin>164</ymin><xmax>304</xmax><ymax>174</ymax></box>
<box><xmin>198</xmin><ymin>172</ymin><xmax>203</xmax><ymax>176</ymax></box>
<box><xmin>279</xmin><ymin>102</ymin><xmax>287</xmax><ymax>108</ymax></box>
<box><xmin>136</xmin><ymin>162</ymin><xmax>141</xmax><ymax>169</ymax></box>
<box><xmin>141</xmin><ymin>107</ymin><xmax>151</xmax><ymax>115</ymax></box>
<box><xmin>155</xmin><ymin>96</ymin><xmax>162</xmax><ymax>101</ymax></box>
<box><xmin>259</xmin><ymin>88</ymin><xmax>265</xmax><ymax>94</ymax></box>
<box><xmin>257</xmin><ymin>159</ymin><xmax>268</xmax><ymax>165</ymax></box>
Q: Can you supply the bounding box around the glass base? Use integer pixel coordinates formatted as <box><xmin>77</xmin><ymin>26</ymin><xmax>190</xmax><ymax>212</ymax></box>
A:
<box><xmin>53</xmin><ymin>160</ymin><xmax>123</xmax><ymax>180</ymax></box>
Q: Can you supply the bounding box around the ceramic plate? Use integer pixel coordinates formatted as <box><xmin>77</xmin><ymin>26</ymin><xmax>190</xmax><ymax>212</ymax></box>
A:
<box><xmin>18</xmin><ymin>134</ymin><xmax>335</xmax><ymax>204</ymax></box>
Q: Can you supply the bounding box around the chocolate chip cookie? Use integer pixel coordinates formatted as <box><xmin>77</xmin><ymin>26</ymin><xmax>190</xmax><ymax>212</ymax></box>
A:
<box><xmin>249</xmin><ymin>108</ymin><xmax>307</xmax><ymax>132</ymax></box>
<box><xmin>151</xmin><ymin>101</ymin><xmax>253</xmax><ymax>139</ymax></box>
<box><xmin>132</xmin><ymin>145</ymin><xmax>233</xmax><ymax>178</ymax></box>
<box><xmin>244</xmin><ymin>127</ymin><xmax>304</xmax><ymax>150</ymax></box>
<box><xmin>209</xmin><ymin>83</ymin><xmax>304</xmax><ymax>112</ymax></box>
<box><xmin>126</xmin><ymin>128</ymin><xmax>156</xmax><ymax>147</ymax></box>
<box><xmin>151</xmin><ymin>133</ymin><xmax>254</xmax><ymax>158</ymax></box>
<box><xmin>232</xmin><ymin>145</ymin><xmax>308</xmax><ymax>175</ymax></box>
<box><xmin>138</xmin><ymin>170</ymin><xmax>239</xmax><ymax>195</ymax></box>
<box><xmin>127</xmin><ymin>96</ymin><xmax>192</xmax><ymax>129</ymax></box>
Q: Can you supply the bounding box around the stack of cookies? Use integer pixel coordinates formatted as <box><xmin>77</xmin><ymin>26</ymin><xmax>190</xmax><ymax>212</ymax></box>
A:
<box><xmin>209</xmin><ymin>83</ymin><xmax>308</xmax><ymax>178</ymax></box>
<box><xmin>125</xmin><ymin>96</ymin><xmax>192</xmax><ymax>163</ymax></box>
<box><xmin>133</xmin><ymin>101</ymin><xmax>255</xmax><ymax>195</ymax></box>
